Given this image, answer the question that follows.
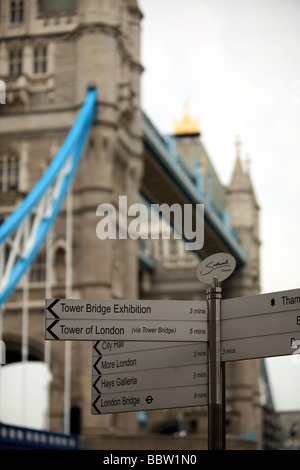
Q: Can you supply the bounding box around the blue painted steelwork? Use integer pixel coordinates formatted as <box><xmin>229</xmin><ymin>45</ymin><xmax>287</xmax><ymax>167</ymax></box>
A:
<box><xmin>0</xmin><ymin>91</ymin><xmax>245</xmax><ymax>307</ymax></box>
<box><xmin>0</xmin><ymin>422</ymin><xmax>78</xmax><ymax>450</ymax></box>
<box><xmin>142</xmin><ymin>112</ymin><xmax>248</xmax><ymax>266</ymax></box>
<box><xmin>196</xmin><ymin>160</ymin><xmax>203</xmax><ymax>200</ymax></box>
<box><xmin>138</xmin><ymin>246</ymin><xmax>155</xmax><ymax>272</ymax></box>
<box><xmin>0</xmin><ymin>89</ymin><xmax>97</xmax><ymax>307</ymax></box>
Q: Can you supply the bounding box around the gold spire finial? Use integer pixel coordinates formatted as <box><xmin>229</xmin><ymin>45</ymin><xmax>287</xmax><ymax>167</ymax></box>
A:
<box><xmin>174</xmin><ymin>103</ymin><xmax>200</xmax><ymax>135</ymax></box>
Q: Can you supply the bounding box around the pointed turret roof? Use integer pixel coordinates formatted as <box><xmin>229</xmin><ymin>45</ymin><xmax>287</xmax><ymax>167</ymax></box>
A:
<box><xmin>228</xmin><ymin>137</ymin><xmax>258</xmax><ymax>207</ymax></box>
<box><xmin>229</xmin><ymin>155</ymin><xmax>249</xmax><ymax>192</ymax></box>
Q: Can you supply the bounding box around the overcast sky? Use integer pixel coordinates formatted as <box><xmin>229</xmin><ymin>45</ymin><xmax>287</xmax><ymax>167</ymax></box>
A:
<box><xmin>139</xmin><ymin>0</ymin><xmax>300</xmax><ymax>412</ymax></box>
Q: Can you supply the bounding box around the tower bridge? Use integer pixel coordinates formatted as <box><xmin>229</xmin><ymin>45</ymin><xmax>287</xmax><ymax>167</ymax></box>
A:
<box><xmin>0</xmin><ymin>0</ymin><xmax>263</xmax><ymax>450</ymax></box>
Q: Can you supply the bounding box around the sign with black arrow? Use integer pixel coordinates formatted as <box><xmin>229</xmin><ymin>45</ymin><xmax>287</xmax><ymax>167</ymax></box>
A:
<box><xmin>45</xmin><ymin>284</ymin><xmax>300</xmax><ymax>419</ymax></box>
<box><xmin>91</xmin><ymin>384</ymin><xmax>208</xmax><ymax>414</ymax></box>
<box><xmin>91</xmin><ymin>340</ymin><xmax>208</xmax><ymax>414</ymax></box>
<box><xmin>45</xmin><ymin>298</ymin><xmax>208</xmax><ymax>342</ymax></box>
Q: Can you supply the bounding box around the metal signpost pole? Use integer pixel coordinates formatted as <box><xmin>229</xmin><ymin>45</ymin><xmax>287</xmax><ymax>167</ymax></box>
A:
<box><xmin>207</xmin><ymin>276</ymin><xmax>225</xmax><ymax>450</ymax></box>
<box><xmin>196</xmin><ymin>253</ymin><xmax>235</xmax><ymax>450</ymax></box>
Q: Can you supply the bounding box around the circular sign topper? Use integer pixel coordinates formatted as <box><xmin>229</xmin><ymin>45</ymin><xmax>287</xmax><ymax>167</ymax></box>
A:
<box><xmin>196</xmin><ymin>252</ymin><xmax>236</xmax><ymax>285</ymax></box>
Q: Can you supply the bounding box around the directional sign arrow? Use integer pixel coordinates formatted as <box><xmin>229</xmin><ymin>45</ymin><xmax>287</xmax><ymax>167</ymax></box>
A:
<box><xmin>93</xmin><ymin>341</ymin><xmax>102</xmax><ymax>356</ymax></box>
<box><xmin>46</xmin><ymin>320</ymin><xmax>60</xmax><ymax>340</ymax></box>
<box><xmin>46</xmin><ymin>299</ymin><xmax>60</xmax><ymax>318</ymax></box>
<box><xmin>45</xmin><ymin>318</ymin><xmax>207</xmax><ymax>341</ymax></box>
<box><xmin>45</xmin><ymin>298</ymin><xmax>207</xmax><ymax>321</ymax></box>
<box><xmin>93</xmin><ymin>356</ymin><xmax>102</xmax><ymax>375</ymax></box>
<box><xmin>92</xmin><ymin>340</ymin><xmax>201</xmax><ymax>355</ymax></box>
<box><xmin>92</xmin><ymin>363</ymin><xmax>208</xmax><ymax>393</ymax></box>
<box><xmin>91</xmin><ymin>384</ymin><xmax>208</xmax><ymax>414</ymax></box>
<box><xmin>92</xmin><ymin>342</ymin><xmax>208</xmax><ymax>373</ymax></box>
<box><xmin>92</xmin><ymin>395</ymin><xmax>101</xmax><ymax>414</ymax></box>
<box><xmin>93</xmin><ymin>347</ymin><xmax>102</xmax><ymax>360</ymax></box>
<box><xmin>92</xmin><ymin>376</ymin><xmax>102</xmax><ymax>394</ymax></box>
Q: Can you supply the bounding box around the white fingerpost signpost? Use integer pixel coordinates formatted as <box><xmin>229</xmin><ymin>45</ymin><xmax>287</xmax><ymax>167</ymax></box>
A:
<box><xmin>45</xmin><ymin>251</ymin><xmax>300</xmax><ymax>451</ymax></box>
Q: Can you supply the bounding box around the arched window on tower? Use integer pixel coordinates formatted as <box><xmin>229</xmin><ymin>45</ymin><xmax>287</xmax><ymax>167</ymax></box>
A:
<box><xmin>55</xmin><ymin>247</ymin><xmax>66</xmax><ymax>283</ymax></box>
<box><xmin>0</xmin><ymin>150</ymin><xmax>19</xmax><ymax>192</ymax></box>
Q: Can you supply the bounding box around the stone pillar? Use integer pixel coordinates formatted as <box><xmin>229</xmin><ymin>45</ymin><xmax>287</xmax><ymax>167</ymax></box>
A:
<box><xmin>69</xmin><ymin>0</ymin><xmax>144</xmax><ymax>438</ymax></box>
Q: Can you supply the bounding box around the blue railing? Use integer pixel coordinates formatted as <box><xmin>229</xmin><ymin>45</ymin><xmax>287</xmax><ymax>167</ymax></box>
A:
<box><xmin>142</xmin><ymin>112</ymin><xmax>248</xmax><ymax>264</ymax></box>
<box><xmin>0</xmin><ymin>422</ymin><xmax>78</xmax><ymax>450</ymax></box>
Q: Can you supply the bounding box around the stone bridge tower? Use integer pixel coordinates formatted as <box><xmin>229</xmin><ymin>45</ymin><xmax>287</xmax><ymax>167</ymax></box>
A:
<box><xmin>0</xmin><ymin>0</ymin><xmax>144</xmax><ymax>443</ymax></box>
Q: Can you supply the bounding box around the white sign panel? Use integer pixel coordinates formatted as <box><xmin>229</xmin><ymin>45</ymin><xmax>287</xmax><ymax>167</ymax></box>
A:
<box><xmin>46</xmin><ymin>298</ymin><xmax>207</xmax><ymax>320</ymax></box>
<box><xmin>91</xmin><ymin>341</ymin><xmax>209</xmax><ymax>414</ymax></box>
<box><xmin>221</xmin><ymin>331</ymin><xmax>300</xmax><ymax>362</ymax></box>
<box><xmin>222</xmin><ymin>288</ymin><xmax>300</xmax><ymax>320</ymax></box>
<box><xmin>92</xmin><ymin>384</ymin><xmax>208</xmax><ymax>414</ymax></box>
<box><xmin>221</xmin><ymin>310</ymin><xmax>300</xmax><ymax>341</ymax></box>
<box><xmin>92</xmin><ymin>364</ymin><xmax>208</xmax><ymax>395</ymax></box>
<box><xmin>45</xmin><ymin>318</ymin><xmax>207</xmax><ymax>341</ymax></box>
<box><xmin>93</xmin><ymin>339</ymin><xmax>204</xmax><ymax>355</ymax></box>
<box><xmin>92</xmin><ymin>341</ymin><xmax>208</xmax><ymax>370</ymax></box>
<box><xmin>45</xmin><ymin>298</ymin><xmax>207</xmax><ymax>342</ymax></box>
<box><xmin>221</xmin><ymin>288</ymin><xmax>300</xmax><ymax>361</ymax></box>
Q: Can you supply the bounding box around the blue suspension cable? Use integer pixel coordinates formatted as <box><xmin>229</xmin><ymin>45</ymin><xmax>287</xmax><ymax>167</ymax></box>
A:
<box><xmin>0</xmin><ymin>88</ymin><xmax>97</xmax><ymax>307</ymax></box>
